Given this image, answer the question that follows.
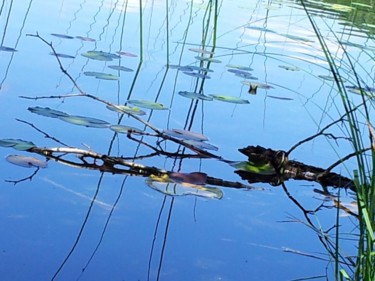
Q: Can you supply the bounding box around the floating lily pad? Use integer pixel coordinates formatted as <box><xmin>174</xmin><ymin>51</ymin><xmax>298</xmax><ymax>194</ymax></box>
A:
<box><xmin>76</xmin><ymin>36</ymin><xmax>96</xmax><ymax>42</ymax></box>
<box><xmin>242</xmin><ymin>81</ymin><xmax>274</xmax><ymax>90</ymax></box>
<box><xmin>185</xmin><ymin>65</ymin><xmax>214</xmax><ymax>72</ymax></box>
<box><xmin>183</xmin><ymin>71</ymin><xmax>211</xmax><ymax>79</ymax></box>
<box><xmin>58</xmin><ymin>115</ymin><xmax>110</xmax><ymax>128</ymax></box>
<box><xmin>178</xmin><ymin>91</ymin><xmax>213</xmax><ymax>101</ymax></box>
<box><xmin>116</xmin><ymin>51</ymin><xmax>138</xmax><ymax>57</ymax></box>
<box><xmin>128</xmin><ymin>100</ymin><xmax>168</xmax><ymax>110</ymax></box>
<box><xmin>108</xmin><ymin>65</ymin><xmax>133</xmax><ymax>72</ymax></box>
<box><xmin>163</xmin><ymin>129</ymin><xmax>209</xmax><ymax>141</ymax></box>
<box><xmin>0</xmin><ymin>46</ymin><xmax>17</xmax><ymax>52</ymax></box>
<box><xmin>188</xmin><ymin>48</ymin><xmax>214</xmax><ymax>55</ymax></box>
<box><xmin>28</xmin><ymin>106</ymin><xmax>69</xmax><ymax>118</ymax></box>
<box><xmin>146</xmin><ymin>174</ymin><xmax>222</xmax><ymax>199</ymax></box>
<box><xmin>210</xmin><ymin>94</ymin><xmax>250</xmax><ymax>104</ymax></box>
<box><xmin>266</xmin><ymin>95</ymin><xmax>293</xmax><ymax>101</ymax></box>
<box><xmin>226</xmin><ymin>64</ymin><xmax>254</xmax><ymax>71</ymax></box>
<box><xmin>182</xmin><ymin>139</ymin><xmax>218</xmax><ymax>151</ymax></box>
<box><xmin>110</xmin><ymin>125</ymin><xmax>143</xmax><ymax>134</ymax></box>
<box><xmin>95</xmin><ymin>73</ymin><xmax>119</xmax><ymax>80</ymax></box>
<box><xmin>82</xmin><ymin>50</ymin><xmax>120</xmax><ymax>61</ymax></box>
<box><xmin>106</xmin><ymin>104</ymin><xmax>146</xmax><ymax>116</ymax></box>
<box><xmin>6</xmin><ymin>155</ymin><xmax>47</xmax><ymax>168</ymax></box>
<box><xmin>278</xmin><ymin>65</ymin><xmax>300</xmax><ymax>71</ymax></box>
<box><xmin>83</xmin><ymin>71</ymin><xmax>118</xmax><ymax>80</ymax></box>
<box><xmin>346</xmin><ymin>86</ymin><xmax>374</xmax><ymax>97</ymax></box>
<box><xmin>51</xmin><ymin>33</ymin><xmax>75</xmax><ymax>39</ymax></box>
<box><xmin>195</xmin><ymin>56</ymin><xmax>221</xmax><ymax>63</ymax></box>
<box><xmin>0</xmin><ymin>139</ymin><xmax>35</xmax><ymax>151</ymax></box>
<box><xmin>50</xmin><ymin>52</ymin><xmax>75</xmax><ymax>59</ymax></box>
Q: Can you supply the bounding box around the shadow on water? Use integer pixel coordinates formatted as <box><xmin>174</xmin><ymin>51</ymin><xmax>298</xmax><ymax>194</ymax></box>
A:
<box><xmin>0</xmin><ymin>0</ymin><xmax>374</xmax><ymax>280</ymax></box>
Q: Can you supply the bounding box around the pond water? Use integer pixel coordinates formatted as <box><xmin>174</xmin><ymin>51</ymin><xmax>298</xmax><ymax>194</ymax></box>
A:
<box><xmin>0</xmin><ymin>0</ymin><xmax>374</xmax><ymax>280</ymax></box>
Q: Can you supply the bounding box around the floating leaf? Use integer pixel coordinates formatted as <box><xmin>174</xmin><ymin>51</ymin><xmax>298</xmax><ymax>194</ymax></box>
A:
<box><xmin>28</xmin><ymin>106</ymin><xmax>69</xmax><ymax>118</ymax></box>
<box><xmin>76</xmin><ymin>36</ymin><xmax>96</xmax><ymax>42</ymax></box>
<box><xmin>185</xmin><ymin>65</ymin><xmax>214</xmax><ymax>72</ymax></box>
<box><xmin>210</xmin><ymin>94</ymin><xmax>250</xmax><ymax>104</ymax></box>
<box><xmin>82</xmin><ymin>50</ymin><xmax>120</xmax><ymax>61</ymax></box>
<box><xmin>0</xmin><ymin>46</ymin><xmax>17</xmax><ymax>52</ymax></box>
<box><xmin>128</xmin><ymin>100</ymin><xmax>168</xmax><ymax>110</ymax></box>
<box><xmin>182</xmin><ymin>140</ymin><xmax>218</xmax><ymax>151</ymax></box>
<box><xmin>0</xmin><ymin>139</ymin><xmax>35</xmax><ymax>151</ymax></box>
<box><xmin>266</xmin><ymin>95</ymin><xmax>293</xmax><ymax>101</ymax></box>
<box><xmin>106</xmin><ymin>104</ymin><xmax>146</xmax><ymax>116</ymax></box>
<box><xmin>163</xmin><ymin>129</ymin><xmax>209</xmax><ymax>141</ymax></box>
<box><xmin>58</xmin><ymin>115</ymin><xmax>110</xmax><ymax>128</ymax></box>
<box><xmin>188</xmin><ymin>48</ymin><xmax>214</xmax><ymax>55</ymax></box>
<box><xmin>346</xmin><ymin>86</ymin><xmax>374</xmax><ymax>98</ymax></box>
<box><xmin>51</xmin><ymin>33</ymin><xmax>74</xmax><ymax>39</ymax></box>
<box><xmin>226</xmin><ymin>64</ymin><xmax>253</xmax><ymax>71</ymax></box>
<box><xmin>242</xmin><ymin>81</ymin><xmax>274</xmax><ymax>90</ymax></box>
<box><xmin>83</xmin><ymin>71</ymin><xmax>118</xmax><ymax>80</ymax></box>
<box><xmin>6</xmin><ymin>155</ymin><xmax>47</xmax><ymax>168</ymax></box>
<box><xmin>110</xmin><ymin>125</ymin><xmax>143</xmax><ymax>134</ymax></box>
<box><xmin>94</xmin><ymin>73</ymin><xmax>118</xmax><ymax>80</ymax></box>
<box><xmin>318</xmin><ymin>75</ymin><xmax>347</xmax><ymax>82</ymax></box>
<box><xmin>278</xmin><ymin>65</ymin><xmax>300</xmax><ymax>71</ymax></box>
<box><xmin>50</xmin><ymin>52</ymin><xmax>75</xmax><ymax>59</ymax></box>
<box><xmin>230</xmin><ymin>161</ymin><xmax>275</xmax><ymax>175</ymax></box>
<box><xmin>183</xmin><ymin>71</ymin><xmax>211</xmax><ymax>79</ymax></box>
<box><xmin>146</xmin><ymin>174</ymin><xmax>222</xmax><ymax>199</ymax></box>
<box><xmin>195</xmin><ymin>56</ymin><xmax>221</xmax><ymax>63</ymax></box>
<box><xmin>108</xmin><ymin>65</ymin><xmax>133</xmax><ymax>72</ymax></box>
<box><xmin>178</xmin><ymin>91</ymin><xmax>213</xmax><ymax>101</ymax></box>
<box><xmin>116</xmin><ymin>51</ymin><xmax>138</xmax><ymax>57</ymax></box>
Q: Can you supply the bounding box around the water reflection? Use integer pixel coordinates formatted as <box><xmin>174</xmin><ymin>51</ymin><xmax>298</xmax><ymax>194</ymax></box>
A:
<box><xmin>0</xmin><ymin>0</ymin><xmax>373</xmax><ymax>280</ymax></box>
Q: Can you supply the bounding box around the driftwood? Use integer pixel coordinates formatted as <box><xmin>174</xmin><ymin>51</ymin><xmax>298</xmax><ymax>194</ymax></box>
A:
<box><xmin>235</xmin><ymin>145</ymin><xmax>355</xmax><ymax>190</ymax></box>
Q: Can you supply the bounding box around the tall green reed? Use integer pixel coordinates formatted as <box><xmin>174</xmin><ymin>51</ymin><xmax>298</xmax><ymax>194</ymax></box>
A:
<box><xmin>299</xmin><ymin>0</ymin><xmax>375</xmax><ymax>280</ymax></box>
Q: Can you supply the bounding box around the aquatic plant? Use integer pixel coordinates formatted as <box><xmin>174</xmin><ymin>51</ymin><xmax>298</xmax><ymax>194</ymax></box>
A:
<box><xmin>300</xmin><ymin>0</ymin><xmax>375</xmax><ymax>279</ymax></box>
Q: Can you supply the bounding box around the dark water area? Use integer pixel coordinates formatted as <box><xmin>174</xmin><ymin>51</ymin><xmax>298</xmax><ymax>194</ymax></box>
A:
<box><xmin>0</xmin><ymin>0</ymin><xmax>374</xmax><ymax>280</ymax></box>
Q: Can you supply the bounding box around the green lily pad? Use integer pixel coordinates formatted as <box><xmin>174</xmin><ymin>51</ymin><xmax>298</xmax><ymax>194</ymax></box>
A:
<box><xmin>51</xmin><ymin>52</ymin><xmax>75</xmax><ymax>59</ymax></box>
<box><xmin>188</xmin><ymin>48</ymin><xmax>214</xmax><ymax>55</ymax></box>
<box><xmin>106</xmin><ymin>104</ymin><xmax>146</xmax><ymax>116</ymax></box>
<box><xmin>127</xmin><ymin>100</ymin><xmax>168</xmax><ymax>110</ymax></box>
<box><xmin>182</xmin><ymin>139</ymin><xmax>218</xmax><ymax>151</ymax></box>
<box><xmin>58</xmin><ymin>115</ymin><xmax>110</xmax><ymax>128</ymax></box>
<box><xmin>116</xmin><ymin>51</ymin><xmax>138</xmax><ymax>57</ymax></box>
<box><xmin>28</xmin><ymin>107</ymin><xmax>69</xmax><ymax>118</ymax></box>
<box><xmin>110</xmin><ymin>125</ymin><xmax>143</xmax><ymax>134</ymax></box>
<box><xmin>183</xmin><ymin>72</ymin><xmax>211</xmax><ymax>79</ymax></box>
<box><xmin>108</xmin><ymin>65</ymin><xmax>133</xmax><ymax>72</ymax></box>
<box><xmin>210</xmin><ymin>94</ymin><xmax>249</xmax><ymax>104</ymax></box>
<box><xmin>195</xmin><ymin>56</ymin><xmax>221</xmax><ymax>63</ymax></box>
<box><xmin>95</xmin><ymin>73</ymin><xmax>118</xmax><ymax>80</ymax></box>
<box><xmin>82</xmin><ymin>50</ymin><xmax>120</xmax><ymax>61</ymax></box>
<box><xmin>84</xmin><ymin>71</ymin><xmax>118</xmax><ymax>80</ymax></box>
<box><xmin>178</xmin><ymin>91</ymin><xmax>213</xmax><ymax>101</ymax></box>
<box><xmin>163</xmin><ymin>129</ymin><xmax>209</xmax><ymax>141</ymax></box>
<box><xmin>278</xmin><ymin>65</ymin><xmax>300</xmax><ymax>71</ymax></box>
<box><xmin>0</xmin><ymin>139</ymin><xmax>35</xmax><ymax>151</ymax></box>
<box><xmin>6</xmin><ymin>155</ymin><xmax>47</xmax><ymax>168</ymax></box>
<box><xmin>76</xmin><ymin>36</ymin><xmax>96</xmax><ymax>42</ymax></box>
<box><xmin>226</xmin><ymin>64</ymin><xmax>253</xmax><ymax>71</ymax></box>
<box><xmin>146</xmin><ymin>174</ymin><xmax>222</xmax><ymax>199</ymax></box>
